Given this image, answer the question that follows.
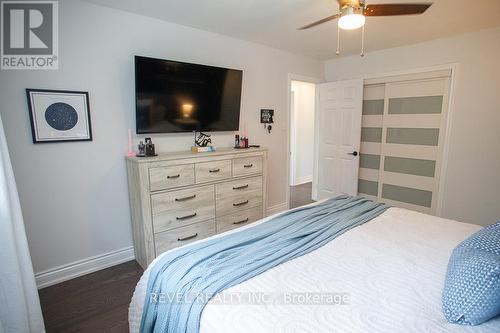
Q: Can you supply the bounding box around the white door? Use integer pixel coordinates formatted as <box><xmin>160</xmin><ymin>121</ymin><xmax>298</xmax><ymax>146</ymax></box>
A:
<box><xmin>313</xmin><ymin>79</ymin><xmax>363</xmax><ymax>200</ymax></box>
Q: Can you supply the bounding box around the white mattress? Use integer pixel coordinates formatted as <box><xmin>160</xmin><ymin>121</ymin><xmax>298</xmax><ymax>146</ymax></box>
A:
<box><xmin>129</xmin><ymin>204</ymin><xmax>500</xmax><ymax>332</ymax></box>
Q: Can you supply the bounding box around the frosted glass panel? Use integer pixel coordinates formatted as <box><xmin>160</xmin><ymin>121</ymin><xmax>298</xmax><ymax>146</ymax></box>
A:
<box><xmin>384</xmin><ymin>156</ymin><xmax>436</xmax><ymax>177</ymax></box>
<box><xmin>358</xmin><ymin>179</ymin><xmax>378</xmax><ymax>196</ymax></box>
<box><xmin>389</xmin><ymin>96</ymin><xmax>443</xmax><ymax>114</ymax></box>
<box><xmin>382</xmin><ymin>184</ymin><xmax>432</xmax><ymax>207</ymax></box>
<box><xmin>386</xmin><ymin>128</ymin><xmax>439</xmax><ymax>146</ymax></box>
<box><xmin>361</xmin><ymin>127</ymin><xmax>382</xmax><ymax>143</ymax></box>
<box><xmin>360</xmin><ymin>154</ymin><xmax>380</xmax><ymax>170</ymax></box>
<box><xmin>363</xmin><ymin>100</ymin><xmax>384</xmax><ymax>115</ymax></box>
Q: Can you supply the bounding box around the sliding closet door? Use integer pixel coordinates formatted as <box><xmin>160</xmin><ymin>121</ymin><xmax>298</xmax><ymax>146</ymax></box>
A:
<box><xmin>358</xmin><ymin>71</ymin><xmax>451</xmax><ymax>215</ymax></box>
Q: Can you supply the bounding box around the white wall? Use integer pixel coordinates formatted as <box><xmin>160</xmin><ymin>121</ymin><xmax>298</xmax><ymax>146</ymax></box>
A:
<box><xmin>290</xmin><ymin>81</ymin><xmax>315</xmax><ymax>185</ymax></box>
<box><xmin>0</xmin><ymin>0</ymin><xmax>323</xmax><ymax>276</ymax></box>
<box><xmin>325</xmin><ymin>27</ymin><xmax>500</xmax><ymax>227</ymax></box>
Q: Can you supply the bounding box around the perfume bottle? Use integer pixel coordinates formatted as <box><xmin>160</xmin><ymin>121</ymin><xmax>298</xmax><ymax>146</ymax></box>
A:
<box><xmin>137</xmin><ymin>141</ymin><xmax>146</xmax><ymax>156</ymax></box>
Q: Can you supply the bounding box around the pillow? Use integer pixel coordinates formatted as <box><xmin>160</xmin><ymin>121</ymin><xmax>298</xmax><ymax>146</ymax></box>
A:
<box><xmin>442</xmin><ymin>221</ymin><xmax>500</xmax><ymax>325</ymax></box>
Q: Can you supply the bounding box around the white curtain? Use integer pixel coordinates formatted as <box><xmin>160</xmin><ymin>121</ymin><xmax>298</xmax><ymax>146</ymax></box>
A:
<box><xmin>0</xmin><ymin>114</ymin><xmax>45</xmax><ymax>333</ymax></box>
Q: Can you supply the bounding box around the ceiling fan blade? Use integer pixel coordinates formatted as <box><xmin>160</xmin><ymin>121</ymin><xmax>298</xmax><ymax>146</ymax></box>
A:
<box><xmin>298</xmin><ymin>14</ymin><xmax>340</xmax><ymax>30</ymax></box>
<box><xmin>364</xmin><ymin>3</ymin><xmax>432</xmax><ymax>16</ymax></box>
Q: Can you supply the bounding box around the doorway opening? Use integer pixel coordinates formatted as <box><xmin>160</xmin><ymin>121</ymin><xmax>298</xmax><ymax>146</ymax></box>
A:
<box><xmin>289</xmin><ymin>80</ymin><xmax>316</xmax><ymax>209</ymax></box>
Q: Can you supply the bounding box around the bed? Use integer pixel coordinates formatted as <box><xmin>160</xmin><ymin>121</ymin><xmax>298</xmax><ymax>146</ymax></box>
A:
<box><xmin>129</xmin><ymin>199</ymin><xmax>500</xmax><ymax>332</ymax></box>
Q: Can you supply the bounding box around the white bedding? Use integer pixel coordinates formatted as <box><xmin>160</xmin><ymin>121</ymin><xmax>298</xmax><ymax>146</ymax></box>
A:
<box><xmin>129</xmin><ymin>204</ymin><xmax>500</xmax><ymax>332</ymax></box>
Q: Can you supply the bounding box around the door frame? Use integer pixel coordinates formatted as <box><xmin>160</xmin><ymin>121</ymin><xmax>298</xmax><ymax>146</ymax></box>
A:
<box><xmin>361</xmin><ymin>63</ymin><xmax>458</xmax><ymax>217</ymax></box>
<box><xmin>289</xmin><ymin>89</ymin><xmax>296</xmax><ymax>186</ymax></box>
<box><xmin>286</xmin><ymin>74</ymin><xmax>322</xmax><ymax>209</ymax></box>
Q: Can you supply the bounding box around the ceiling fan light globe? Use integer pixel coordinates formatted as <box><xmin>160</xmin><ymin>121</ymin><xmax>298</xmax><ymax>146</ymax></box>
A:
<box><xmin>338</xmin><ymin>14</ymin><xmax>365</xmax><ymax>30</ymax></box>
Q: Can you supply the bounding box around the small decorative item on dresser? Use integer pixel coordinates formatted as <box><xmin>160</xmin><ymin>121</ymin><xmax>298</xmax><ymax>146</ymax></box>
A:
<box><xmin>192</xmin><ymin>132</ymin><xmax>216</xmax><ymax>152</ymax></box>
<box><xmin>236</xmin><ymin>136</ymin><xmax>249</xmax><ymax>149</ymax></box>
<box><xmin>195</xmin><ymin>132</ymin><xmax>212</xmax><ymax>147</ymax></box>
<box><xmin>191</xmin><ymin>146</ymin><xmax>216</xmax><ymax>153</ymax></box>
<box><xmin>234</xmin><ymin>134</ymin><xmax>240</xmax><ymax>148</ymax></box>
<box><xmin>26</xmin><ymin>89</ymin><xmax>92</xmax><ymax>143</ymax></box>
<box><xmin>137</xmin><ymin>141</ymin><xmax>146</xmax><ymax>156</ymax></box>
<box><xmin>136</xmin><ymin>138</ymin><xmax>157</xmax><ymax>157</ymax></box>
<box><xmin>144</xmin><ymin>138</ymin><xmax>157</xmax><ymax>156</ymax></box>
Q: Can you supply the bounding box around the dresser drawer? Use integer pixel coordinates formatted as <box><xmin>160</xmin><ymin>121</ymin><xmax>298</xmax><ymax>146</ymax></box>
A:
<box><xmin>216</xmin><ymin>206</ymin><xmax>263</xmax><ymax>233</ymax></box>
<box><xmin>196</xmin><ymin>160</ymin><xmax>232</xmax><ymax>183</ymax></box>
<box><xmin>233</xmin><ymin>156</ymin><xmax>263</xmax><ymax>176</ymax></box>
<box><xmin>151</xmin><ymin>185</ymin><xmax>215</xmax><ymax>233</ymax></box>
<box><xmin>154</xmin><ymin>220</ymin><xmax>216</xmax><ymax>255</ymax></box>
<box><xmin>216</xmin><ymin>176</ymin><xmax>263</xmax><ymax>216</ymax></box>
<box><xmin>149</xmin><ymin>164</ymin><xmax>195</xmax><ymax>191</ymax></box>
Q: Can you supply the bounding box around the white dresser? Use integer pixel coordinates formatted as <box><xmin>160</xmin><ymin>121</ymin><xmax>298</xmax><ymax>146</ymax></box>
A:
<box><xmin>126</xmin><ymin>148</ymin><xmax>268</xmax><ymax>268</ymax></box>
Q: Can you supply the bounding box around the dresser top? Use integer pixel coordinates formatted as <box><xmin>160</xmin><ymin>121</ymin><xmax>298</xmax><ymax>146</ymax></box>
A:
<box><xmin>126</xmin><ymin>147</ymin><xmax>267</xmax><ymax>164</ymax></box>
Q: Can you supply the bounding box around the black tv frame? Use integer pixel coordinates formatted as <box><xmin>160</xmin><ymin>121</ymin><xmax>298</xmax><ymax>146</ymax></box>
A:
<box><xmin>134</xmin><ymin>55</ymin><xmax>243</xmax><ymax>134</ymax></box>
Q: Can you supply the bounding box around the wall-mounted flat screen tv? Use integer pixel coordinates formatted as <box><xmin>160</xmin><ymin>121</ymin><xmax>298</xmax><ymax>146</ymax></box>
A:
<box><xmin>135</xmin><ymin>56</ymin><xmax>242</xmax><ymax>133</ymax></box>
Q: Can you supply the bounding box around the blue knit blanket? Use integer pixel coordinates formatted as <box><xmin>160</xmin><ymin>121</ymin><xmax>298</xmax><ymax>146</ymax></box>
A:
<box><xmin>140</xmin><ymin>195</ymin><xmax>389</xmax><ymax>332</ymax></box>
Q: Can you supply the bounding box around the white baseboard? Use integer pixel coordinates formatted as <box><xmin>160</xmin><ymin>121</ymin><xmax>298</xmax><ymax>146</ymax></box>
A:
<box><xmin>35</xmin><ymin>246</ymin><xmax>135</xmax><ymax>289</ymax></box>
<box><xmin>266</xmin><ymin>202</ymin><xmax>289</xmax><ymax>216</ymax></box>
<box><xmin>292</xmin><ymin>175</ymin><xmax>312</xmax><ymax>186</ymax></box>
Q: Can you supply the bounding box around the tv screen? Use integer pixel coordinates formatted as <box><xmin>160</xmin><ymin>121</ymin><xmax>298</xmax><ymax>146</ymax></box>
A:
<box><xmin>135</xmin><ymin>56</ymin><xmax>242</xmax><ymax>134</ymax></box>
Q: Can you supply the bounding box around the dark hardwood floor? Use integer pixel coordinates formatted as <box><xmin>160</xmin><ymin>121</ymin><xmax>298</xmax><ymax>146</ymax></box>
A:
<box><xmin>39</xmin><ymin>185</ymin><xmax>313</xmax><ymax>332</ymax></box>
<box><xmin>290</xmin><ymin>182</ymin><xmax>314</xmax><ymax>208</ymax></box>
<box><xmin>39</xmin><ymin>261</ymin><xmax>143</xmax><ymax>333</ymax></box>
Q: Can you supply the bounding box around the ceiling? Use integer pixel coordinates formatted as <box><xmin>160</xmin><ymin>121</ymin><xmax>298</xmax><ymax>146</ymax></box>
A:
<box><xmin>84</xmin><ymin>0</ymin><xmax>500</xmax><ymax>60</ymax></box>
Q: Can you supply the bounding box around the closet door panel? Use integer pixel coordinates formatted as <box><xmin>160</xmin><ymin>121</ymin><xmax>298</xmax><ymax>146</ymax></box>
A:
<box><xmin>359</xmin><ymin>84</ymin><xmax>385</xmax><ymax>199</ymax></box>
<box><xmin>386</xmin><ymin>128</ymin><xmax>440</xmax><ymax>146</ymax></box>
<box><xmin>362</xmin><ymin>100</ymin><xmax>384</xmax><ymax>115</ymax></box>
<box><xmin>388</xmin><ymin>96</ymin><xmax>443</xmax><ymax>114</ymax></box>
<box><xmin>384</xmin><ymin>156</ymin><xmax>436</xmax><ymax>178</ymax></box>
<box><xmin>359</xmin><ymin>154</ymin><xmax>381</xmax><ymax>170</ymax></box>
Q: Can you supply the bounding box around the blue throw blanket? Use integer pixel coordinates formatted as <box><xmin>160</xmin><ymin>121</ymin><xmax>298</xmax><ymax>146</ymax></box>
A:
<box><xmin>140</xmin><ymin>195</ymin><xmax>388</xmax><ymax>333</ymax></box>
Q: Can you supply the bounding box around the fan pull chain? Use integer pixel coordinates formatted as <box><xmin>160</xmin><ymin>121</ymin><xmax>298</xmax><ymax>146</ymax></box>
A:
<box><xmin>360</xmin><ymin>24</ymin><xmax>365</xmax><ymax>57</ymax></box>
<box><xmin>336</xmin><ymin>24</ymin><xmax>340</xmax><ymax>56</ymax></box>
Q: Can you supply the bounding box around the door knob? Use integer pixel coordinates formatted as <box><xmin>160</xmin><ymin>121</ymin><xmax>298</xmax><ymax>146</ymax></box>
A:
<box><xmin>348</xmin><ymin>151</ymin><xmax>358</xmax><ymax>156</ymax></box>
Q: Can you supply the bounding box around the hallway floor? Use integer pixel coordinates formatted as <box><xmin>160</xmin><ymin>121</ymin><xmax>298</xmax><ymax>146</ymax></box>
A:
<box><xmin>290</xmin><ymin>182</ymin><xmax>314</xmax><ymax>208</ymax></box>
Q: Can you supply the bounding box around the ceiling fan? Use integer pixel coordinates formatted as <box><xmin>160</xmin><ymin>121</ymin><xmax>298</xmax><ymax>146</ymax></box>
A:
<box><xmin>299</xmin><ymin>0</ymin><xmax>432</xmax><ymax>56</ymax></box>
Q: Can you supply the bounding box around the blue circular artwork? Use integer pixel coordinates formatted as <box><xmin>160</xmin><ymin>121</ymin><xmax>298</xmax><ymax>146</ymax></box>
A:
<box><xmin>45</xmin><ymin>102</ymin><xmax>78</xmax><ymax>131</ymax></box>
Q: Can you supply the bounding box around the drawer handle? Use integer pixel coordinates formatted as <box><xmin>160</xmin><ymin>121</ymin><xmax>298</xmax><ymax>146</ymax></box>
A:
<box><xmin>233</xmin><ymin>218</ymin><xmax>249</xmax><ymax>225</ymax></box>
<box><xmin>233</xmin><ymin>200</ymin><xmax>249</xmax><ymax>207</ymax></box>
<box><xmin>243</xmin><ymin>164</ymin><xmax>253</xmax><ymax>168</ymax></box>
<box><xmin>177</xmin><ymin>233</ymin><xmax>198</xmax><ymax>241</ymax></box>
<box><xmin>175</xmin><ymin>194</ymin><xmax>197</xmax><ymax>202</ymax></box>
<box><xmin>233</xmin><ymin>184</ymin><xmax>249</xmax><ymax>190</ymax></box>
<box><xmin>176</xmin><ymin>212</ymin><xmax>197</xmax><ymax>220</ymax></box>
<box><xmin>167</xmin><ymin>174</ymin><xmax>181</xmax><ymax>179</ymax></box>
<box><xmin>209</xmin><ymin>168</ymin><xmax>220</xmax><ymax>173</ymax></box>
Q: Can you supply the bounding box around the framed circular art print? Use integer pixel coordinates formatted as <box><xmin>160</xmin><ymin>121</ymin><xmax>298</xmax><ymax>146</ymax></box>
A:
<box><xmin>26</xmin><ymin>89</ymin><xmax>92</xmax><ymax>143</ymax></box>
